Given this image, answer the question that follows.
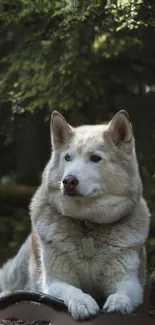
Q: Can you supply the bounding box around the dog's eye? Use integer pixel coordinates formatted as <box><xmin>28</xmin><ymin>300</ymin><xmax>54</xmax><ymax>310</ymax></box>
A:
<box><xmin>90</xmin><ymin>155</ymin><xmax>102</xmax><ymax>163</ymax></box>
<box><xmin>65</xmin><ymin>154</ymin><xmax>71</xmax><ymax>161</ymax></box>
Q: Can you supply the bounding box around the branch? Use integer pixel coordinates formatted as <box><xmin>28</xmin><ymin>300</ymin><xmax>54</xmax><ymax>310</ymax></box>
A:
<box><xmin>0</xmin><ymin>184</ymin><xmax>37</xmax><ymax>206</ymax></box>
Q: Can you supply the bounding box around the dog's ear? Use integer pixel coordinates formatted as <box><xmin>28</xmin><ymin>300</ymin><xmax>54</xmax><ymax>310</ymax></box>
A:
<box><xmin>107</xmin><ymin>110</ymin><xmax>133</xmax><ymax>148</ymax></box>
<box><xmin>51</xmin><ymin>111</ymin><xmax>74</xmax><ymax>148</ymax></box>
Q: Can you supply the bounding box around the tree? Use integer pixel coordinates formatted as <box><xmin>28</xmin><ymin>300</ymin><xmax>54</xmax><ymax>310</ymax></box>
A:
<box><xmin>0</xmin><ymin>0</ymin><xmax>153</xmax><ymax>116</ymax></box>
<box><xmin>0</xmin><ymin>0</ymin><xmax>155</xmax><ymax>267</ymax></box>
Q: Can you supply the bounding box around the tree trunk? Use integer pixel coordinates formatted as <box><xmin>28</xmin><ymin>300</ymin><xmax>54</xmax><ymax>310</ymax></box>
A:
<box><xmin>15</xmin><ymin>109</ymin><xmax>50</xmax><ymax>186</ymax></box>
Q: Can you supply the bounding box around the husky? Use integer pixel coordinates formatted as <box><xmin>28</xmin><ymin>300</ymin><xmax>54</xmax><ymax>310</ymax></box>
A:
<box><xmin>0</xmin><ymin>110</ymin><xmax>150</xmax><ymax>320</ymax></box>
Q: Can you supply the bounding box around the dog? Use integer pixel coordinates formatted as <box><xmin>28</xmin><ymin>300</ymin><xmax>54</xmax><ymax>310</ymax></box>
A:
<box><xmin>0</xmin><ymin>110</ymin><xmax>150</xmax><ymax>320</ymax></box>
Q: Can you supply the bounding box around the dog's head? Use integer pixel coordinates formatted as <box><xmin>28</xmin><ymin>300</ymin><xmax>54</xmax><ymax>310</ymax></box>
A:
<box><xmin>43</xmin><ymin>110</ymin><xmax>141</xmax><ymax>222</ymax></box>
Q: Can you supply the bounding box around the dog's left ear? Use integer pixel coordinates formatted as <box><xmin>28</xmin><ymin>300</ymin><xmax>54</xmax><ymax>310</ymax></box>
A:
<box><xmin>51</xmin><ymin>111</ymin><xmax>74</xmax><ymax>148</ymax></box>
<box><xmin>107</xmin><ymin>110</ymin><xmax>133</xmax><ymax>148</ymax></box>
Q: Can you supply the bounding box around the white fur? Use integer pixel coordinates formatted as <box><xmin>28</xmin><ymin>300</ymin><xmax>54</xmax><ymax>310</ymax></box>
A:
<box><xmin>0</xmin><ymin>111</ymin><xmax>150</xmax><ymax>320</ymax></box>
<box><xmin>44</xmin><ymin>282</ymin><xmax>99</xmax><ymax>320</ymax></box>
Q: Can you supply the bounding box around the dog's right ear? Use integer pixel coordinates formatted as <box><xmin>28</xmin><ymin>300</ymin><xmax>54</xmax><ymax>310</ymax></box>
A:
<box><xmin>107</xmin><ymin>110</ymin><xmax>133</xmax><ymax>148</ymax></box>
<box><xmin>51</xmin><ymin>111</ymin><xmax>74</xmax><ymax>148</ymax></box>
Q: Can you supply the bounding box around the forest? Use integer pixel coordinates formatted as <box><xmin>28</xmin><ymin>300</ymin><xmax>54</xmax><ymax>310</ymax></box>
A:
<box><xmin>0</xmin><ymin>0</ymin><xmax>155</xmax><ymax>314</ymax></box>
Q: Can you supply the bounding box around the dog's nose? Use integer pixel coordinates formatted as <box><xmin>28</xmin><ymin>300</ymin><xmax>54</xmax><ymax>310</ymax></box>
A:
<box><xmin>63</xmin><ymin>175</ymin><xmax>79</xmax><ymax>190</ymax></box>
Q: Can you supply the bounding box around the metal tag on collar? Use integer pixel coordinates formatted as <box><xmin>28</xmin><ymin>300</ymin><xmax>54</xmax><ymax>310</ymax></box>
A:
<box><xmin>81</xmin><ymin>236</ymin><xmax>96</xmax><ymax>258</ymax></box>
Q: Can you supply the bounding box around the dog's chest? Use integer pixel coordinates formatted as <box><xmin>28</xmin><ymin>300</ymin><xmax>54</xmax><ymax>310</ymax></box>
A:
<box><xmin>44</xmin><ymin>219</ymin><xmax>120</xmax><ymax>265</ymax></box>
<box><xmin>40</xmin><ymin>219</ymin><xmax>127</xmax><ymax>295</ymax></box>
<box><xmin>44</xmin><ymin>220</ymin><xmax>119</xmax><ymax>293</ymax></box>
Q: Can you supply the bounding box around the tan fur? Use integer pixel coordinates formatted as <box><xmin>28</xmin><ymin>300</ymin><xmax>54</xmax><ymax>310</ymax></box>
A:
<box><xmin>29</xmin><ymin>225</ymin><xmax>42</xmax><ymax>291</ymax></box>
<box><xmin>30</xmin><ymin>225</ymin><xmax>40</xmax><ymax>267</ymax></box>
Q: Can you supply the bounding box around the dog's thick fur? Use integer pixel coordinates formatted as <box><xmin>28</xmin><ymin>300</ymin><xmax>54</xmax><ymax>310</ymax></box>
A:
<box><xmin>0</xmin><ymin>111</ymin><xmax>150</xmax><ymax>320</ymax></box>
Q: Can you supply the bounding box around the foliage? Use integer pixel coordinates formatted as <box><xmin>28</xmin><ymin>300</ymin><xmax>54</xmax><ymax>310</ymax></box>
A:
<box><xmin>0</xmin><ymin>0</ymin><xmax>154</xmax><ymax>115</ymax></box>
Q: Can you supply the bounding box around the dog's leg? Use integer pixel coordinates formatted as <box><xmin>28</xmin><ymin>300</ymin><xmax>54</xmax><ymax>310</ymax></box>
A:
<box><xmin>102</xmin><ymin>251</ymin><xmax>144</xmax><ymax>314</ymax></box>
<box><xmin>44</xmin><ymin>281</ymin><xmax>99</xmax><ymax>320</ymax></box>
<box><xmin>103</xmin><ymin>276</ymin><xmax>143</xmax><ymax>314</ymax></box>
<box><xmin>38</xmin><ymin>233</ymin><xmax>99</xmax><ymax>320</ymax></box>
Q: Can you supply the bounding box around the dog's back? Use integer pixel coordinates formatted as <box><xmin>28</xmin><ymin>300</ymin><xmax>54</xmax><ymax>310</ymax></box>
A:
<box><xmin>0</xmin><ymin>235</ymin><xmax>31</xmax><ymax>295</ymax></box>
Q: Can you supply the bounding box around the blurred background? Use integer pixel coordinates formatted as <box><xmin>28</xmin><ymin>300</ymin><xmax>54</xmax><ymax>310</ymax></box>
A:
<box><xmin>0</xmin><ymin>0</ymin><xmax>155</xmax><ymax>277</ymax></box>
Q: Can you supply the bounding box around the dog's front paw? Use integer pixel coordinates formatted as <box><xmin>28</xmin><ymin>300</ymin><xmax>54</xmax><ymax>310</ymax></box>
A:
<box><xmin>103</xmin><ymin>293</ymin><xmax>133</xmax><ymax>314</ymax></box>
<box><xmin>68</xmin><ymin>293</ymin><xmax>99</xmax><ymax>320</ymax></box>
